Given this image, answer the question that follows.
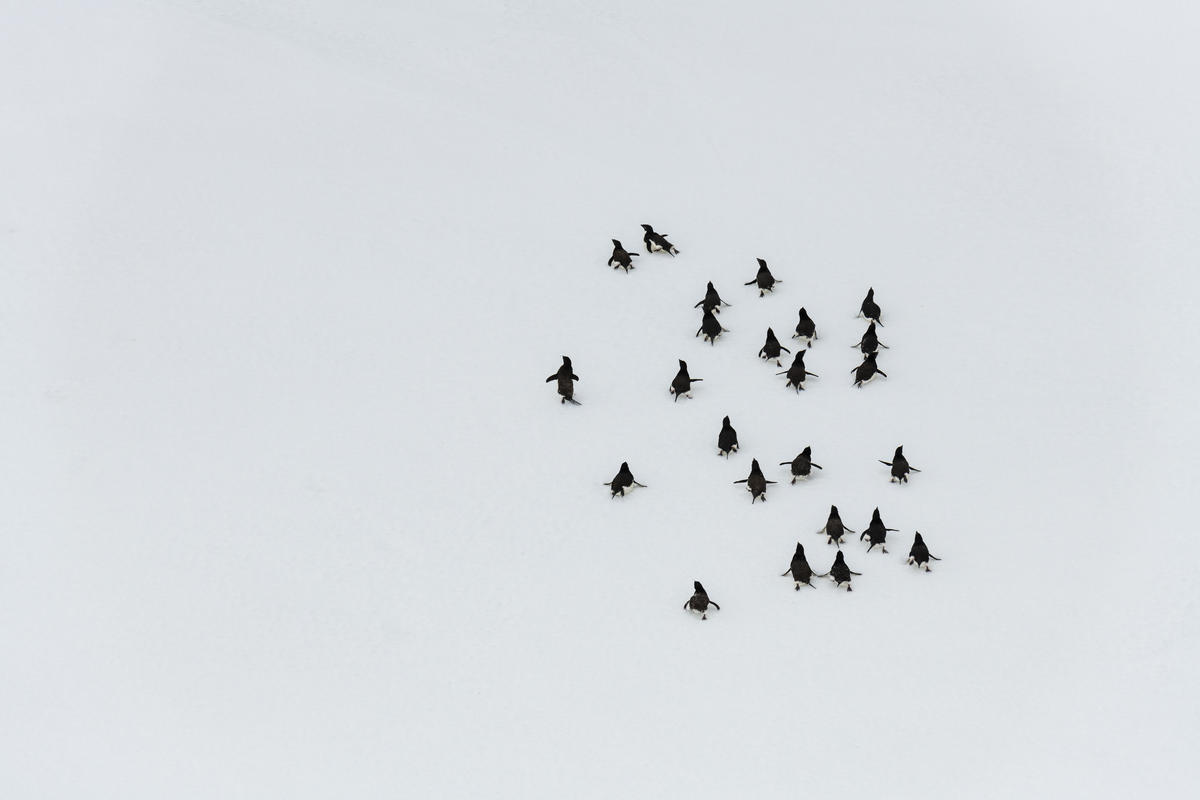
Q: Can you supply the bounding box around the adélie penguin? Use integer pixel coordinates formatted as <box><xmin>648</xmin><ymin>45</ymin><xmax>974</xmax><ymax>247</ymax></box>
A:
<box><xmin>827</xmin><ymin>550</ymin><xmax>862</xmax><ymax>591</ymax></box>
<box><xmin>669</xmin><ymin>359</ymin><xmax>703</xmax><ymax>401</ymax></box>
<box><xmin>758</xmin><ymin>327</ymin><xmax>791</xmax><ymax>366</ymax></box>
<box><xmin>861</xmin><ymin>507</ymin><xmax>898</xmax><ymax>553</ymax></box>
<box><xmin>696</xmin><ymin>308</ymin><xmax>728</xmax><ymax>344</ymax></box>
<box><xmin>545</xmin><ymin>355</ymin><xmax>580</xmax><ymax>405</ymax></box>
<box><xmin>734</xmin><ymin>458</ymin><xmax>776</xmax><ymax>503</ymax></box>
<box><xmin>717</xmin><ymin>416</ymin><xmax>739</xmax><ymax>457</ymax></box>
<box><xmin>851</xmin><ymin>322</ymin><xmax>888</xmax><ymax>354</ymax></box>
<box><xmin>684</xmin><ymin>581</ymin><xmax>720</xmax><ymax>620</ymax></box>
<box><xmin>608</xmin><ymin>239</ymin><xmax>638</xmax><ymax>272</ymax></box>
<box><xmin>852</xmin><ymin>352</ymin><xmax>887</xmax><ymax>386</ymax></box>
<box><xmin>818</xmin><ymin>505</ymin><xmax>855</xmax><ymax>548</ymax></box>
<box><xmin>695</xmin><ymin>281</ymin><xmax>731</xmax><ymax>314</ymax></box>
<box><xmin>858</xmin><ymin>287</ymin><xmax>883</xmax><ymax>325</ymax></box>
<box><xmin>879</xmin><ymin>445</ymin><xmax>921</xmax><ymax>484</ymax></box>
<box><xmin>782</xmin><ymin>542</ymin><xmax>819</xmax><ymax>590</ymax></box>
<box><xmin>780</xmin><ymin>446</ymin><xmax>822</xmax><ymax>483</ymax></box>
<box><xmin>779</xmin><ymin>350</ymin><xmax>819</xmax><ymax>391</ymax></box>
<box><xmin>907</xmin><ymin>532</ymin><xmax>942</xmax><ymax>572</ymax></box>
<box><xmin>641</xmin><ymin>224</ymin><xmax>679</xmax><ymax>255</ymax></box>
<box><xmin>793</xmin><ymin>307</ymin><xmax>818</xmax><ymax>345</ymax></box>
<box><xmin>604</xmin><ymin>461</ymin><xmax>647</xmax><ymax>497</ymax></box>
<box><xmin>744</xmin><ymin>258</ymin><xmax>779</xmax><ymax>296</ymax></box>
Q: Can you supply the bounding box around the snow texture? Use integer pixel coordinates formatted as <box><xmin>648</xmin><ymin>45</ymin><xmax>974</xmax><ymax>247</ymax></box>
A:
<box><xmin>2</xmin><ymin>1</ymin><xmax>1198</xmax><ymax>797</ymax></box>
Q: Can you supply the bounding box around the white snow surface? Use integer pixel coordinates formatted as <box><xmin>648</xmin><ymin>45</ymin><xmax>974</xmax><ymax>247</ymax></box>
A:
<box><xmin>3</xmin><ymin>1</ymin><xmax>1199</xmax><ymax>797</ymax></box>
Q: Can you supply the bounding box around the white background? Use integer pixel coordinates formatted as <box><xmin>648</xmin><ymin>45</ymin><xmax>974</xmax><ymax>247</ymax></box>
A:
<box><xmin>2</xmin><ymin>1</ymin><xmax>1197</xmax><ymax>797</ymax></box>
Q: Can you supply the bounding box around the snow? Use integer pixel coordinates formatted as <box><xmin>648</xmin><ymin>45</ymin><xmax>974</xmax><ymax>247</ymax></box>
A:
<box><xmin>2</xmin><ymin>1</ymin><xmax>1198</xmax><ymax>797</ymax></box>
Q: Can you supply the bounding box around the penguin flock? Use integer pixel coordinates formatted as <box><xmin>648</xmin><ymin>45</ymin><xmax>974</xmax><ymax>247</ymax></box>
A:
<box><xmin>548</xmin><ymin>225</ymin><xmax>945</xmax><ymax>620</ymax></box>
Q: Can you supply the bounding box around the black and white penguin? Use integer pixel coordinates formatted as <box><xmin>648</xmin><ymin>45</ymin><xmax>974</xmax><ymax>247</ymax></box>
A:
<box><xmin>744</xmin><ymin>258</ymin><xmax>779</xmax><ymax>296</ymax></box>
<box><xmin>818</xmin><ymin>505</ymin><xmax>856</xmax><ymax>547</ymax></box>
<box><xmin>684</xmin><ymin>580</ymin><xmax>720</xmax><ymax>620</ymax></box>
<box><xmin>779</xmin><ymin>446</ymin><xmax>822</xmax><ymax>484</ymax></box>
<box><xmin>781</xmin><ymin>543</ymin><xmax>819</xmax><ymax>590</ymax></box>
<box><xmin>852</xmin><ymin>352</ymin><xmax>888</xmax><ymax>386</ymax></box>
<box><xmin>696</xmin><ymin>308</ymin><xmax>729</xmax><ymax>345</ymax></box>
<box><xmin>907</xmin><ymin>532</ymin><xmax>942</xmax><ymax>572</ymax></box>
<box><xmin>641</xmin><ymin>224</ymin><xmax>679</xmax><ymax>255</ymax></box>
<box><xmin>608</xmin><ymin>239</ymin><xmax>639</xmax><ymax>272</ymax></box>
<box><xmin>778</xmin><ymin>350</ymin><xmax>819</xmax><ymax>392</ymax></box>
<box><xmin>695</xmin><ymin>281</ymin><xmax>731</xmax><ymax>314</ymax></box>
<box><xmin>861</xmin><ymin>507</ymin><xmax>898</xmax><ymax>553</ymax></box>
<box><xmin>879</xmin><ymin>445</ymin><xmax>921</xmax><ymax>484</ymax></box>
<box><xmin>792</xmin><ymin>307</ymin><xmax>818</xmax><ymax>345</ymax></box>
<box><xmin>604</xmin><ymin>461</ymin><xmax>647</xmax><ymax>497</ymax></box>
<box><xmin>758</xmin><ymin>327</ymin><xmax>791</xmax><ymax>366</ymax></box>
<box><xmin>826</xmin><ymin>550</ymin><xmax>862</xmax><ymax>591</ymax></box>
<box><xmin>669</xmin><ymin>359</ymin><xmax>703</xmax><ymax>401</ymax></box>
<box><xmin>545</xmin><ymin>355</ymin><xmax>580</xmax><ymax>405</ymax></box>
<box><xmin>733</xmin><ymin>458</ymin><xmax>776</xmax><ymax>503</ymax></box>
<box><xmin>851</xmin><ymin>321</ymin><xmax>888</xmax><ymax>354</ymax></box>
<box><xmin>858</xmin><ymin>287</ymin><xmax>883</xmax><ymax>325</ymax></box>
<box><xmin>717</xmin><ymin>415</ymin><xmax>739</xmax><ymax>457</ymax></box>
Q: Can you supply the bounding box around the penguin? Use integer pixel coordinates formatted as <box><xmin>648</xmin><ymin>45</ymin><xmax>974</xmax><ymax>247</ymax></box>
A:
<box><xmin>851</xmin><ymin>321</ymin><xmax>888</xmax><ymax>354</ymax></box>
<box><xmin>778</xmin><ymin>350</ymin><xmax>819</xmax><ymax>392</ymax></box>
<box><xmin>879</xmin><ymin>445</ymin><xmax>921</xmax><ymax>484</ymax></box>
<box><xmin>858</xmin><ymin>287</ymin><xmax>883</xmax><ymax>325</ymax></box>
<box><xmin>826</xmin><ymin>550</ymin><xmax>862</xmax><ymax>591</ymax></box>
<box><xmin>545</xmin><ymin>355</ymin><xmax>580</xmax><ymax>405</ymax></box>
<box><xmin>641</xmin><ymin>224</ymin><xmax>679</xmax><ymax>255</ymax></box>
<box><xmin>669</xmin><ymin>359</ymin><xmax>703</xmax><ymax>401</ymax></box>
<box><xmin>781</xmin><ymin>542</ymin><xmax>819</xmax><ymax>590</ymax></box>
<box><xmin>604</xmin><ymin>461</ymin><xmax>647</xmax><ymax>497</ymax></box>
<box><xmin>907</xmin><ymin>532</ymin><xmax>942</xmax><ymax>572</ymax></box>
<box><xmin>683</xmin><ymin>580</ymin><xmax>720</xmax><ymax>620</ymax></box>
<box><xmin>817</xmin><ymin>505</ymin><xmax>856</xmax><ymax>548</ymax></box>
<box><xmin>758</xmin><ymin>327</ymin><xmax>791</xmax><ymax>366</ymax></box>
<box><xmin>733</xmin><ymin>458</ymin><xmax>776</xmax><ymax>503</ymax></box>
<box><xmin>696</xmin><ymin>308</ymin><xmax>728</xmax><ymax>345</ymax></box>
<box><xmin>608</xmin><ymin>239</ymin><xmax>639</xmax><ymax>272</ymax></box>
<box><xmin>779</xmin><ymin>446</ymin><xmax>822</xmax><ymax>484</ymax></box>
<box><xmin>744</xmin><ymin>258</ymin><xmax>779</xmax><ymax>296</ymax></box>
<box><xmin>717</xmin><ymin>415</ymin><xmax>739</xmax><ymax>457</ymax></box>
<box><xmin>861</xmin><ymin>507</ymin><xmax>898</xmax><ymax>553</ymax></box>
<box><xmin>852</xmin><ymin>352</ymin><xmax>888</xmax><ymax>386</ymax></box>
<box><xmin>792</xmin><ymin>307</ymin><xmax>818</xmax><ymax>345</ymax></box>
<box><xmin>695</xmin><ymin>281</ymin><xmax>732</xmax><ymax>315</ymax></box>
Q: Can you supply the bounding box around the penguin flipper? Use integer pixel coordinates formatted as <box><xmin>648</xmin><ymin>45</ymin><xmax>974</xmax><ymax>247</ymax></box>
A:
<box><xmin>811</xmin><ymin>463</ymin><xmax>823</xmax><ymax>469</ymax></box>
<box><xmin>879</xmin><ymin>460</ymin><xmax>892</xmax><ymax>466</ymax></box>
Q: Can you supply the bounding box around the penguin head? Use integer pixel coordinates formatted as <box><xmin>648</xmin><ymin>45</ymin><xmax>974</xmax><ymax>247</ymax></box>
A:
<box><xmin>641</xmin><ymin>224</ymin><xmax>653</xmax><ymax>232</ymax></box>
<box><xmin>867</xmin><ymin>287</ymin><xmax>874</xmax><ymax>298</ymax></box>
<box><xmin>795</xmin><ymin>542</ymin><xmax>805</xmax><ymax>556</ymax></box>
<box><xmin>620</xmin><ymin>461</ymin><xmax>629</xmax><ymax>471</ymax></box>
<box><xmin>722</xmin><ymin>415</ymin><xmax>730</xmax><ymax>426</ymax></box>
<box><xmin>895</xmin><ymin>445</ymin><xmax>904</xmax><ymax>457</ymax></box>
<box><xmin>562</xmin><ymin>355</ymin><xmax>572</xmax><ymax>366</ymax></box>
<box><xmin>706</xmin><ymin>281</ymin><xmax>715</xmax><ymax>291</ymax></box>
<box><xmin>750</xmin><ymin>458</ymin><xmax>761</xmax><ymax>472</ymax></box>
<box><xmin>611</xmin><ymin>239</ymin><xmax>621</xmax><ymax>248</ymax></box>
<box><xmin>866</xmin><ymin>321</ymin><xmax>876</xmax><ymax>332</ymax></box>
<box><xmin>830</xmin><ymin>504</ymin><xmax>839</xmax><ymax>516</ymax></box>
<box><xmin>756</xmin><ymin>258</ymin><xmax>767</xmax><ymax>269</ymax></box>
<box><xmin>678</xmin><ymin>359</ymin><xmax>687</xmax><ymax>370</ymax></box>
<box><xmin>798</xmin><ymin>307</ymin><xmax>809</xmax><ymax>319</ymax></box>
<box><xmin>693</xmin><ymin>580</ymin><xmax>704</xmax><ymax>593</ymax></box>
<box><xmin>834</xmin><ymin>551</ymin><xmax>846</xmax><ymax>564</ymax></box>
<box><xmin>914</xmin><ymin>531</ymin><xmax>925</xmax><ymax>545</ymax></box>
<box><xmin>766</xmin><ymin>327</ymin><xmax>777</xmax><ymax>340</ymax></box>
<box><xmin>871</xmin><ymin>508</ymin><xmax>882</xmax><ymax>522</ymax></box>
<box><xmin>801</xmin><ymin>446</ymin><xmax>811</xmax><ymax>457</ymax></box>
